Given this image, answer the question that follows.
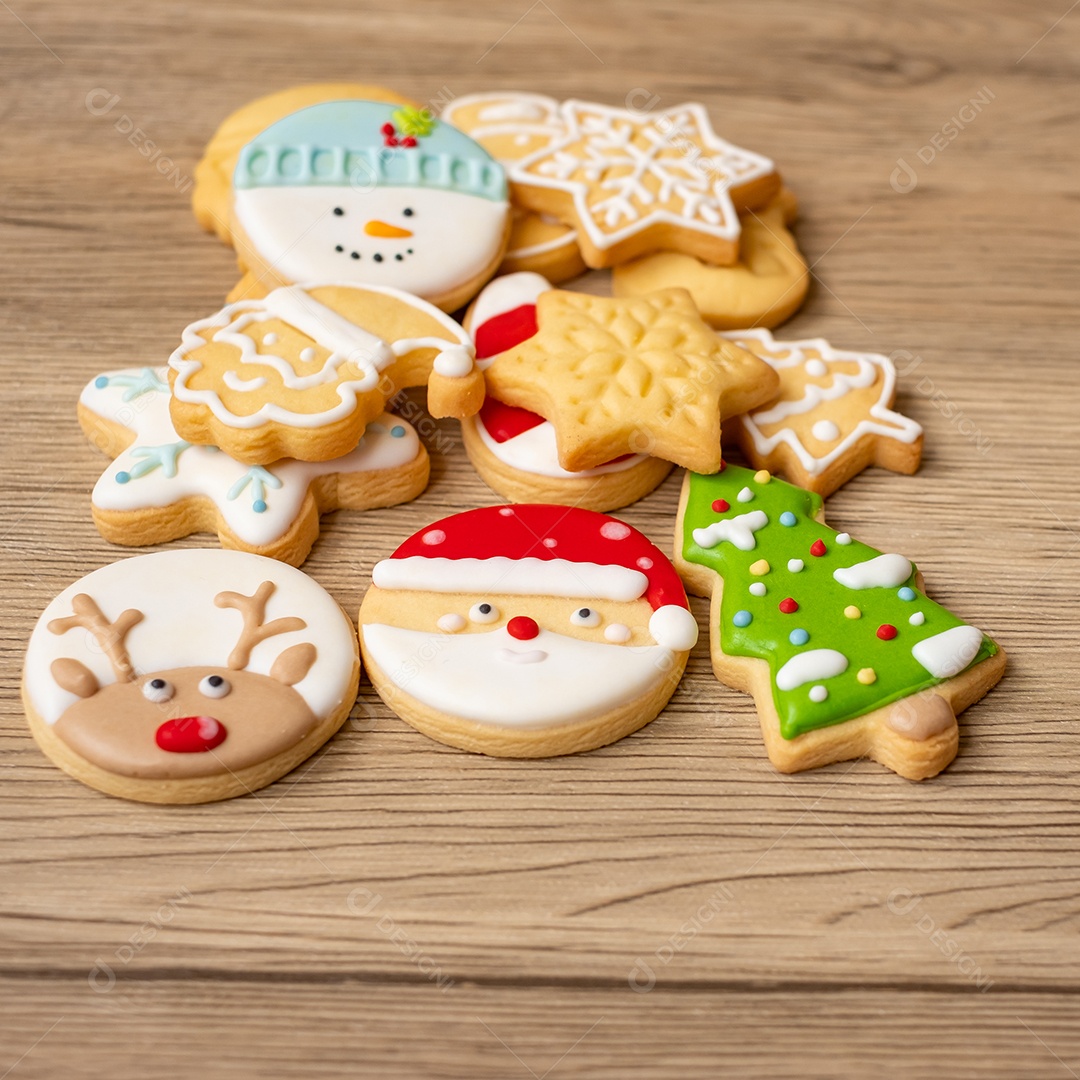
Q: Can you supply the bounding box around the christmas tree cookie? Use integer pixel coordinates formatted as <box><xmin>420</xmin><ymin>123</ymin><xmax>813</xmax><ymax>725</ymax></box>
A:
<box><xmin>676</xmin><ymin>465</ymin><xmax>1005</xmax><ymax>779</ymax></box>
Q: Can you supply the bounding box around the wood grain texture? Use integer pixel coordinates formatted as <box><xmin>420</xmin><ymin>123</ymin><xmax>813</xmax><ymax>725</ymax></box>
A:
<box><xmin>1</xmin><ymin>1</ymin><xmax>1078</xmax><ymax>1076</ymax></box>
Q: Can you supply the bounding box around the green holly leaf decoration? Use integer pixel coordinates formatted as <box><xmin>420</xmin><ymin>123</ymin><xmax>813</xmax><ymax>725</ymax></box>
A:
<box><xmin>392</xmin><ymin>107</ymin><xmax>436</xmax><ymax>139</ymax></box>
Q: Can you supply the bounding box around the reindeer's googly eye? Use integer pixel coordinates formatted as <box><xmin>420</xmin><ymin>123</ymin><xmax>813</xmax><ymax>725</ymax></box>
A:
<box><xmin>570</xmin><ymin>607</ymin><xmax>601</xmax><ymax>628</ymax></box>
<box><xmin>198</xmin><ymin>674</ymin><xmax>231</xmax><ymax>699</ymax></box>
<box><xmin>142</xmin><ymin>678</ymin><xmax>174</xmax><ymax>703</ymax></box>
<box><xmin>469</xmin><ymin>602</ymin><xmax>499</xmax><ymax>624</ymax></box>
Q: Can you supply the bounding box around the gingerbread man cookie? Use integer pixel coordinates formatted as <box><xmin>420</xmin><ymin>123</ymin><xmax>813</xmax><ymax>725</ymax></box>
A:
<box><xmin>23</xmin><ymin>550</ymin><xmax>360</xmax><ymax>804</ymax></box>
<box><xmin>359</xmin><ymin>504</ymin><xmax>699</xmax><ymax>757</ymax></box>
<box><xmin>80</xmin><ymin>367</ymin><xmax>428</xmax><ymax>566</ymax></box>
<box><xmin>675</xmin><ymin>465</ymin><xmax>1005</xmax><ymax>779</ymax></box>
<box><xmin>168</xmin><ymin>282</ymin><xmax>483</xmax><ymax>464</ymax></box>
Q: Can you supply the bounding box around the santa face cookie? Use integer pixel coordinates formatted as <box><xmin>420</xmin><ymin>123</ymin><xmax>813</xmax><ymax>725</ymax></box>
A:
<box><xmin>510</xmin><ymin>100</ymin><xmax>780</xmax><ymax>268</ymax></box>
<box><xmin>461</xmin><ymin>273</ymin><xmax>672</xmax><ymax>511</ymax></box>
<box><xmin>80</xmin><ymin>367</ymin><xmax>428</xmax><ymax>566</ymax></box>
<box><xmin>22</xmin><ymin>550</ymin><xmax>360</xmax><ymax>804</ymax></box>
<box><xmin>722</xmin><ymin>329</ymin><xmax>923</xmax><ymax>496</ymax></box>
<box><xmin>227</xmin><ymin>99</ymin><xmax>511</xmax><ymax>312</ymax></box>
<box><xmin>168</xmin><ymin>282</ymin><xmax>482</xmax><ymax>464</ymax></box>
<box><xmin>441</xmin><ymin>92</ymin><xmax>586</xmax><ymax>283</ymax></box>
<box><xmin>358</xmin><ymin>505</ymin><xmax>698</xmax><ymax>757</ymax></box>
<box><xmin>676</xmin><ymin>465</ymin><xmax>1005</xmax><ymax>780</ymax></box>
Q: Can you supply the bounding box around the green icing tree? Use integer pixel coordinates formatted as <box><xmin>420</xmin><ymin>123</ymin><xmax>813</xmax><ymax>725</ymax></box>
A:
<box><xmin>681</xmin><ymin>465</ymin><xmax>997</xmax><ymax>739</ymax></box>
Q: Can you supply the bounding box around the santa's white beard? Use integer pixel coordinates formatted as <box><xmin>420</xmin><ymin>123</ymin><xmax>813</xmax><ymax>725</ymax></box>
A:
<box><xmin>361</xmin><ymin>623</ymin><xmax>674</xmax><ymax>729</ymax></box>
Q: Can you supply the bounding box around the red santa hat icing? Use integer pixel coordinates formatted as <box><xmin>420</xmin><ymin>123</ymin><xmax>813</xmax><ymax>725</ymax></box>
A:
<box><xmin>372</xmin><ymin>504</ymin><xmax>698</xmax><ymax>651</ymax></box>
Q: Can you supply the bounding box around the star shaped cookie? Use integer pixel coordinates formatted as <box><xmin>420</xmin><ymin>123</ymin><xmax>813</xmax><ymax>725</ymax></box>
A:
<box><xmin>510</xmin><ymin>101</ymin><xmax>780</xmax><ymax>268</ymax></box>
<box><xmin>481</xmin><ymin>288</ymin><xmax>780</xmax><ymax>473</ymax></box>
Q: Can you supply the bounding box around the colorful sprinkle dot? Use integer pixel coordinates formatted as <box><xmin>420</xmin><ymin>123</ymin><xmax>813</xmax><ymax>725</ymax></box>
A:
<box><xmin>94</xmin><ymin>375</ymin><xmax>109</xmax><ymax>389</ymax></box>
<box><xmin>788</xmin><ymin>559</ymin><xmax>804</xmax><ymax>573</ymax></box>
<box><xmin>844</xmin><ymin>605</ymin><xmax>861</xmax><ymax>619</ymax></box>
<box><xmin>749</xmin><ymin>582</ymin><xmax>767</xmax><ymax>597</ymax></box>
<box><xmin>750</xmin><ymin>559</ymin><xmax>770</xmax><ymax>576</ymax></box>
<box><xmin>909</xmin><ymin>611</ymin><xmax>925</xmax><ymax>626</ymax></box>
<box><xmin>877</xmin><ymin>624</ymin><xmax>898</xmax><ymax>640</ymax></box>
<box><xmin>637</xmin><ymin>557</ymin><xmax>653</xmax><ymax>569</ymax></box>
<box><xmin>810</xmin><ymin>539</ymin><xmax>828</xmax><ymax>557</ymax></box>
<box><xmin>898</xmin><ymin>587</ymin><xmax>916</xmax><ymax>601</ymax></box>
<box><xmin>836</xmin><ymin>533</ymin><xmax>852</xmax><ymax>545</ymax></box>
<box><xmin>809</xmin><ymin>685</ymin><xmax>828</xmax><ymax>702</ymax></box>
<box><xmin>857</xmin><ymin>667</ymin><xmax>877</xmax><ymax>685</ymax></box>
<box><xmin>498</xmin><ymin>507</ymin><xmax>514</xmax><ymax>516</ymax></box>
<box><xmin>737</xmin><ymin>487</ymin><xmax>754</xmax><ymax>503</ymax></box>
<box><xmin>390</xmin><ymin>425</ymin><xmax>406</xmax><ymax>438</ymax></box>
<box><xmin>421</xmin><ymin>529</ymin><xmax>446</xmax><ymax>545</ymax></box>
<box><xmin>779</xmin><ymin>597</ymin><xmax>799</xmax><ymax>614</ymax></box>
<box><xmin>789</xmin><ymin>628</ymin><xmax>810</xmax><ymax>646</ymax></box>
<box><xmin>116</xmin><ymin>472</ymin><xmax>131</xmax><ymax>484</ymax></box>
<box><xmin>754</xmin><ymin>470</ymin><xmax>771</xmax><ymax>484</ymax></box>
<box><xmin>733</xmin><ymin>610</ymin><xmax>753</xmax><ymax>627</ymax></box>
<box><xmin>711</xmin><ymin>499</ymin><xmax>730</xmax><ymax>513</ymax></box>
<box><xmin>600</xmin><ymin>521</ymin><xmax>632</xmax><ymax>540</ymax></box>
<box><xmin>779</xmin><ymin>512</ymin><xmax>797</xmax><ymax>527</ymax></box>
<box><xmin>542</xmin><ymin>537</ymin><xmax>557</xmax><ymax>548</ymax></box>
<box><xmin>252</xmin><ymin>499</ymin><xmax>267</xmax><ymax>513</ymax></box>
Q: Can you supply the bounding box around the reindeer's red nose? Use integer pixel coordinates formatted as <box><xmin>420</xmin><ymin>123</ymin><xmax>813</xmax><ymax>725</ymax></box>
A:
<box><xmin>506</xmin><ymin>616</ymin><xmax>540</xmax><ymax>641</ymax></box>
<box><xmin>155</xmin><ymin>716</ymin><xmax>228</xmax><ymax>753</ymax></box>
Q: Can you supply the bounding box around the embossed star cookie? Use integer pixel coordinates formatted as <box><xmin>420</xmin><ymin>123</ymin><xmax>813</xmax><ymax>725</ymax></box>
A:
<box><xmin>23</xmin><ymin>550</ymin><xmax>360</xmax><ymax>804</ymax></box>
<box><xmin>721</xmin><ymin>329</ymin><xmax>924</xmax><ymax>496</ymax></box>
<box><xmin>168</xmin><ymin>282</ymin><xmax>483</xmax><ymax>464</ymax></box>
<box><xmin>480</xmin><ymin>286</ymin><xmax>781</xmax><ymax>473</ymax></box>
<box><xmin>612</xmin><ymin>189</ymin><xmax>809</xmax><ymax>329</ymax></box>
<box><xmin>675</xmin><ymin>465</ymin><xmax>1005</xmax><ymax>779</ymax></box>
<box><xmin>359</xmin><ymin>504</ymin><xmax>698</xmax><ymax>757</ymax></box>
<box><xmin>441</xmin><ymin>91</ymin><xmax>587</xmax><ymax>283</ymax></box>
<box><xmin>460</xmin><ymin>273</ymin><xmax>672</xmax><ymax>510</ymax></box>
<box><xmin>80</xmin><ymin>367</ymin><xmax>428</xmax><ymax>566</ymax></box>
<box><xmin>510</xmin><ymin>100</ymin><xmax>780</xmax><ymax>268</ymax></box>
<box><xmin>219</xmin><ymin>97</ymin><xmax>511</xmax><ymax>311</ymax></box>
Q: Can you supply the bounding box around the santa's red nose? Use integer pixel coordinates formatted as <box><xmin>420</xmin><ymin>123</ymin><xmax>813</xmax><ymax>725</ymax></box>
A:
<box><xmin>155</xmin><ymin>716</ymin><xmax>228</xmax><ymax>753</ymax></box>
<box><xmin>507</xmin><ymin>616</ymin><xmax>540</xmax><ymax>641</ymax></box>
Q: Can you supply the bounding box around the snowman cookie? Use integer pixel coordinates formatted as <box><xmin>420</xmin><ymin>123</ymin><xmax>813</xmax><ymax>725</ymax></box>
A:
<box><xmin>168</xmin><ymin>282</ymin><xmax>483</xmax><ymax>464</ymax></box>
<box><xmin>79</xmin><ymin>367</ymin><xmax>428</xmax><ymax>566</ymax></box>
<box><xmin>676</xmin><ymin>465</ymin><xmax>1005</xmax><ymax>779</ymax></box>
<box><xmin>223</xmin><ymin>98</ymin><xmax>511</xmax><ymax>312</ymax></box>
<box><xmin>22</xmin><ymin>550</ymin><xmax>360</xmax><ymax>804</ymax></box>
<box><xmin>441</xmin><ymin>92</ymin><xmax>586</xmax><ymax>283</ymax></box>
<box><xmin>460</xmin><ymin>273</ymin><xmax>673</xmax><ymax>510</ymax></box>
<box><xmin>358</xmin><ymin>505</ymin><xmax>699</xmax><ymax>757</ymax></box>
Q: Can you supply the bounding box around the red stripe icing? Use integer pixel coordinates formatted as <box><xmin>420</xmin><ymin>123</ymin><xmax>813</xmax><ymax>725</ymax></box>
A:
<box><xmin>474</xmin><ymin>304</ymin><xmax>538</xmax><ymax>360</ymax></box>
<box><xmin>477</xmin><ymin>396</ymin><xmax>547</xmax><ymax>443</ymax></box>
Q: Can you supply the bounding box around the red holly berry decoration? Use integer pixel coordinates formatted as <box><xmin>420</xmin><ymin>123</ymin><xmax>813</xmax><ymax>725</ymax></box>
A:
<box><xmin>380</xmin><ymin>122</ymin><xmax>395</xmax><ymax>137</ymax></box>
<box><xmin>401</xmin><ymin>135</ymin><xmax>417</xmax><ymax>148</ymax></box>
<box><xmin>810</xmin><ymin>539</ymin><xmax>827</xmax><ymax>557</ymax></box>
<box><xmin>711</xmin><ymin>499</ymin><xmax>730</xmax><ymax>513</ymax></box>
<box><xmin>877</xmin><ymin>624</ymin><xmax>898</xmax><ymax>640</ymax></box>
<box><xmin>779</xmin><ymin>597</ymin><xmax>799</xmax><ymax>614</ymax></box>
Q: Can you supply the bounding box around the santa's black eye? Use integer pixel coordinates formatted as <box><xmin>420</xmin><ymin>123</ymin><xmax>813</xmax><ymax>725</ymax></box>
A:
<box><xmin>403</xmin><ymin>207</ymin><xmax>414</xmax><ymax>217</ymax></box>
<box><xmin>570</xmin><ymin>607</ymin><xmax>601</xmax><ymax>628</ymax></box>
<box><xmin>469</xmin><ymin>602</ymin><xmax>499</xmax><ymax>624</ymax></box>
<box><xmin>333</xmin><ymin>207</ymin><xmax>344</xmax><ymax>216</ymax></box>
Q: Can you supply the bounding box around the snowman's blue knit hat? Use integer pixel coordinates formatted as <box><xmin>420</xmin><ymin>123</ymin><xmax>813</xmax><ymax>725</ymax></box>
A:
<box><xmin>233</xmin><ymin>99</ymin><xmax>506</xmax><ymax>201</ymax></box>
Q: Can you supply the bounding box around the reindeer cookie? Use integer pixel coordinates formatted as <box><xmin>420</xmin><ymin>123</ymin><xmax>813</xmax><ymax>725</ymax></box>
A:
<box><xmin>676</xmin><ymin>465</ymin><xmax>1005</xmax><ymax>779</ymax></box>
<box><xmin>359</xmin><ymin>504</ymin><xmax>699</xmax><ymax>757</ymax></box>
<box><xmin>168</xmin><ymin>282</ymin><xmax>483</xmax><ymax>464</ymax></box>
<box><xmin>22</xmin><ymin>550</ymin><xmax>360</xmax><ymax>803</ymax></box>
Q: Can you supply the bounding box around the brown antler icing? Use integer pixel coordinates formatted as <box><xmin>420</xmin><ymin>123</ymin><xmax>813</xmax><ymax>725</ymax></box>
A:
<box><xmin>214</xmin><ymin>580</ymin><xmax>307</xmax><ymax>670</ymax></box>
<box><xmin>48</xmin><ymin>594</ymin><xmax>144</xmax><ymax>682</ymax></box>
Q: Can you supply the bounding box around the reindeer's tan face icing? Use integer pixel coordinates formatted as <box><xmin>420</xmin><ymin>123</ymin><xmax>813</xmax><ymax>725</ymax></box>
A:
<box><xmin>54</xmin><ymin>666</ymin><xmax>317</xmax><ymax>780</ymax></box>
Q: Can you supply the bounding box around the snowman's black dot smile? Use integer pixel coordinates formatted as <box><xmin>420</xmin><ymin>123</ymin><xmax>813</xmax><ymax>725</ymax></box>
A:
<box><xmin>330</xmin><ymin>207</ymin><xmax>417</xmax><ymax>265</ymax></box>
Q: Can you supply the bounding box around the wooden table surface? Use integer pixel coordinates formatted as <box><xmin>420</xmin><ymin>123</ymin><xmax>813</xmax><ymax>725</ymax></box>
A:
<box><xmin>2</xmin><ymin>2</ymin><xmax>1078</xmax><ymax>1076</ymax></box>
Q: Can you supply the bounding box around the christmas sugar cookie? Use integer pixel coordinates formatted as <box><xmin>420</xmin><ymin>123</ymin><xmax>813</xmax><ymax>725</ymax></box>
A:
<box><xmin>193</xmin><ymin>84</ymin><xmax>418</xmax><ymax>245</ymax></box>
<box><xmin>480</xmin><ymin>286</ymin><xmax>780</xmax><ymax>474</ymax></box>
<box><xmin>168</xmin><ymin>282</ymin><xmax>482</xmax><ymax>464</ymax></box>
<box><xmin>80</xmin><ymin>367</ymin><xmax>428</xmax><ymax>566</ymax></box>
<box><xmin>359</xmin><ymin>505</ymin><xmax>698</xmax><ymax>757</ymax></box>
<box><xmin>510</xmin><ymin>100</ymin><xmax>780</xmax><ymax>268</ymax></box>
<box><xmin>722</xmin><ymin>329</ymin><xmax>923</xmax><ymax>496</ymax></box>
<box><xmin>460</xmin><ymin>273</ymin><xmax>672</xmax><ymax>510</ymax></box>
<box><xmin>676</xmin><ymin>465</ymin><xmax>1005</xmax><ymax>779</ymax></box>
<box><xmin>224</xmin><ymin>99</ymin><xmax>511</xmax><ymax>312</ymax></box>
<box><xmin>612</xmin><ymin>190</ymin><xmax>809</xmax><ymax>330</ymax></box>
<box><xmin>23</xmin><ymin>550</ymin><xmax>360</xmax><ymax>804</ymax></box>
<box><xmin>441</xmin><ymin>92</ymin><xmax>586</xmax><ymax>283</ymax></box>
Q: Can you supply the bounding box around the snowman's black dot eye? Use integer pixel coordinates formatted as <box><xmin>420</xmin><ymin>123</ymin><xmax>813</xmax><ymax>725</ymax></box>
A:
<box><xmin>403</xmin><ymin>207</ymin><xmax>414</xmax><ymax>217</ymax></box>
<box><xmin>333</xmin><ymin>207</ymin><xmax>344</xmax><ymax>216</ymax></box>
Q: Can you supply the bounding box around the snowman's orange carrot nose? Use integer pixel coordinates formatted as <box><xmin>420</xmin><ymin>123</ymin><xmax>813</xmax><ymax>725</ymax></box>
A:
<box><xmin>364</xmin><ymin>220</ymin><xmax>413</xmax><ymax>239</ymax></box>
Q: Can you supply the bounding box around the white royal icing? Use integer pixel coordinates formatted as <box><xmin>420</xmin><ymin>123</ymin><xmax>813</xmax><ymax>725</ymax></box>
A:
<box><xmin>833</xmin><ymin>553</ymin><xmax>913</xmax><ymax>590</ymax></box>
<box><xmin>911</xmin><ymin>625</ymin><xmax>984</xmax><ymax>679</ymax></box>
<box><xmin>692</xmin><ymin>510</ymin><xmax>768</xmax><ymax>552</ymax></box>
<box><xmin>726</xmin><ymin>328</ymin><xmax>923</xmax><ymax>477</ymax></box>
<box><xmin>25</xmin><ymin>549</ymin><xmax>358</xmax><ymax>725</ymax></box>
<box><xmin>82</xmin><ymin>367</ymin><xmax>420</xmax><ymax>547</ymax></box>
<box><xmin>775</xmin><ymin>649</ymin><xmax>849</xmax><ymax>691</ymax></box>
